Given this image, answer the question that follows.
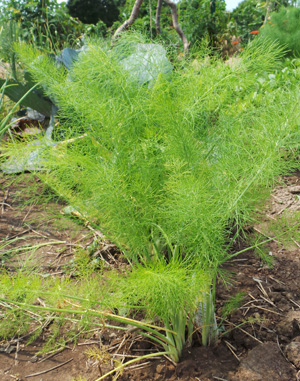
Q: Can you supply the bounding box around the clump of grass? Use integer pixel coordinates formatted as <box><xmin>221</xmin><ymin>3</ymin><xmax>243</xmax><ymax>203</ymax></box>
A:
<box><xmin>221</xmin><ymin>292</ymin><xmax>246</xmax><ymax>320</ymax></box>
<box><xmin>247</xmin><ymin>232</ymin><xmax>275</xmax><ymax>267</ymax></box>
<box><xmin>266</xmin><ymin>210</ymin><xmax>300</xmax><ymax>249</ymax></box>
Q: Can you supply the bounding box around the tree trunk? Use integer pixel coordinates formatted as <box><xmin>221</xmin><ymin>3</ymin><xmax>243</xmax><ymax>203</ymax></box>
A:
<box><xmin>155</xmin><ymin>0</ymin><xmax>162</xmax><ymax>35</ymax></box>
<box><xmin>112</xmin><ymin>0</ymin><xmax>190</xmax><ymax>53</ymax></box>
<box><xmin>113</xmin><ymin>0</ymin><xmax>144</xmax><ymax>40</ymax></box>
<box><xmin>164</xmin><ymin>0</ymin><xmax>189</xmax><ymax>53</ymax></box>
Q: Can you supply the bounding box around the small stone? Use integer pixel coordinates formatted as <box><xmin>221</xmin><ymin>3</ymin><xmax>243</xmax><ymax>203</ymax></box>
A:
<box><xmin>289</xmin><ymin>186</ymin><xmax>300</xmax><ymax>194</ymax></box>
<box><xmin>276</xmin><ymin>311</ymin><xmax>300</xmax><ymax>338</ymax></box>
<box><xmin>156</xmin><ymin>363</ymin><xmax>165</xmax><ymax>374</ymax></box>
<box><xmin>285</xmin><ymin>292</ymin><xmax>294</xmax><ymax>300</ymax></box>
<box><xmin>272</xmin><ymin>284</ymin><xmax>287</xmax><ymax>292</ymax></box>
<box><xmin>232</xmin><ymin>342</ymin><xmax>296</xmax><ymax>380</ymax></box>
<box><xmin>253</xmin><ymin>312</ymin><xmax>260</xmax><ymax>320</ymax></box>
<box><xmin>270</xmin><ymin>292</ymin><xmax>282</xmax><ymax>302</ymax></box>
<box><xmin>285</xmin><ymin>340</ymin><xmax>300</xmax><ymax>368</ymax></box>
<box><xmin>280</xmin><ymin>304</ymin><xmax>291</xmax><ymax>312</ymax></box>
<box><xmin>30</xmin><ymin>355</ymin><xmax>38</xmax><ymax>363</ymax></box>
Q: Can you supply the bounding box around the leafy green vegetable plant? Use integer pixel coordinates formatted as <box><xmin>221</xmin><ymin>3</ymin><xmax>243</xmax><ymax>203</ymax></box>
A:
<box><xmin>2</xmin><ymin>34</ymin><xmax>300</xmax><ymax>364</ymax></box>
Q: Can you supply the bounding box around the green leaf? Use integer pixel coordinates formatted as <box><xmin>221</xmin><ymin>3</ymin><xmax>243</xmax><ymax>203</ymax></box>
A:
<box><xmin>56</xmin><ymin>48</ymin><xmax>81</xmax><ymax>71</ymax></box>
<box><xmin>0</xmin><ymin>78</ymin><xmax>53</xmax><ymax>116</ymax></box>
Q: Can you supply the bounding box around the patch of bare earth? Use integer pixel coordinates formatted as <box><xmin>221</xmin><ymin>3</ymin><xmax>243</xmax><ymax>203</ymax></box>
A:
<box><xmin>0</xmin><ymin>172</ymin><xmax>300</xmax><ymax>380</ymax></box>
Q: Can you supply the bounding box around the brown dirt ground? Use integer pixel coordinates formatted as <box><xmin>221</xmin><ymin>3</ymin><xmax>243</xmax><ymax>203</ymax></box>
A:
<box><xmin>0</xmin><ymin>172</ymin><xmax>300</xmax><ymax>381</ymax></box>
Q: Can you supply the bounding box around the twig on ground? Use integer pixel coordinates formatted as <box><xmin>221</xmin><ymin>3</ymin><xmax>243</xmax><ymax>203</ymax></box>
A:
<box><xmin>276</xmin><ymin>336</ymin><xmax>296</xmax><ymax>369</ymax></box>
<box><xmin>38</xmin><ymin>347</ymin><xmax>66</xmax><ymax>363</ymax></box>
<box><xmin>291</xmin><ymin>238</ymin><xmax>300</xmax><ymax>248</ymax></box>
<box><xmin>253</xmin><ymin>278</ymin><xmax>270</xmax><ymax>299</ymax></box>
<box><xmin>231</xmin><ymin>258</ymin><xmax>248</xmax><ymax>262</ymax></box>
<box><xmin>268</xmin><ymin>275</ymin><xmax>286</xmax><ymax>285</ymax></box>
<box><xmin>271</xmin><ymin>193</ymin><xmax>283</xmax><ymax>203</ymax></box>
<box><xmin>94</xmin><ymin>249</ymin><xmax>111</xmax><ymax>267</ymax></box>
<box><xmin>242</xmin><ymin>295</ymin><xmax>259</xmax><ymax>306</ymax></box>
<box><xmin>22</xmin><ymin>203</ymin><xmax>36</xmax><ymax>223</ymax></box>
<box><xmin>224</xmin><ymin>340</ymin><xmax>240</xmax><ymax>362</ymax></box>
<box><xmin>248</xmin><ymin>293</ymin><xmax>259</xmax><ymax>302</ymax></box>
<box><xmin>277</xmin><ymin>200</ymin><xmax>294</xmax><ymax>215</ymax></box>
<box><xmin>223</xmin><ymin>319</ymin><xmax>263</xmax><ymax>344</ymax></box>
<box><xmin>37</xmin><ymin>297</ymin><xmax>46</xmax><ymax>307</ymax></box>
<box><xmin>61</xmin><ymin>207</ymin><xmax>118</xmax><ymax>262</ymax></box>
<box><xmin>14</xmin><ymin>341</ymin><xmax>20</xmax><ymax>365</ymax></box>
<box><xmin>253</xmin><ymin>226</ymin><xmax>277</xmax><ymax>243</ymax></box>
<box><xmin>260</xmin><ymin>295</ymin><xmax>276</xmax><ymax>308</ymax></box>
<box><xmin>25</xmin><ymin>358</ymin><xmax>73</xmax><ymax>378</ymax></box>
<box><xmin>112</xmin><ymin>353</ymin><xmax>151</xmax><ymax>359</ymax></box>
<box><xmin>24</xmin><ymin>223</ymin><xmax>51</xmax><ymax>238</ymax></box>
<box><xmin>163</xmin><ymin>353</ymin><xmax>177</xmax><ymax>367</ymax></box>
<box><xmin>6</xmin><ymin>229</ymin><xmax>31</xmax><ymax>240</ymax></box>
<box><xmin>1</xmin><ymin>202</ymin><xmax>12</xmax><ymax>209</ymax></box>
<box><xmin>249</xmin><ymin>304</ymin><xmax>284</xmax><ymax>316</ymax></box>
<box><xmin>289</xmin><ymin>299</ymin><xmax>300</xmax><ymax>309</ymax></box>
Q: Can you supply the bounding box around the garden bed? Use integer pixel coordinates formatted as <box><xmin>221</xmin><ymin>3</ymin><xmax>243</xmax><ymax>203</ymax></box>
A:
<box><xmin>0</xmin><ymin>172</ymin><xmax>299</xmax><ymax>380</ymax></box>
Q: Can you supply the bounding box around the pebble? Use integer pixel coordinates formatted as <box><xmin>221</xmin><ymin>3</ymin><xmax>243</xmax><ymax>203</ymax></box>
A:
<box><xmin>285</xmin><ymin>338</ymin><xmax>300</xmax><ymax>368</ymax></box>
<box><xmin>30</xmin><ymin>355</ymin><xmax>38</xmax><ymax>363</ymax></box>
<box><xmin>276</xmin><ymin>311</ymin><xmax>300</xmax><ymax>338</ymax></box>
<box><xmin>156</xmin><ymin>363</ymin><xmax>165</xmax><ymax>374</ymax></box>
<box><xmin>289</xmin><ymin>186</ymin><xmax>300</xmax><ymax>194</ymax></box>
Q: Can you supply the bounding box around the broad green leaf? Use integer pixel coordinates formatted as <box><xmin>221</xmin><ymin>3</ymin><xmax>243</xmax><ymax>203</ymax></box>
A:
<box><xmin>0</xmin><ymin>78</ymin><xmax>53</xmax><ymax>116</ymax></box>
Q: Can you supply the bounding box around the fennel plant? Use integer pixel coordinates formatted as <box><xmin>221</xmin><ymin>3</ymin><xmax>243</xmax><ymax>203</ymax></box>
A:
<box><xmin>1</xmin><ymin>34</ymin><xmax>300</xmax><ymax>362</ymax></box>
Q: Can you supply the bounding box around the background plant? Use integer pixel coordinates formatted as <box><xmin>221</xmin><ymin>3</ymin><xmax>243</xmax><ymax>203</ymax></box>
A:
<box><xmin>179</xmin><ymin>0</ymin><xmax>228</xmax><ymax>47</ymax></box>
<box><xmin>0</xmin><ymin>0</ymin><xmax>85</xmax><ymax>51</ymax></box>
<box><xmin>66</xmin><ymin>0</ymin><xmax>123</xmax><ymax>27</ymax></box>
<box><xmin>231</xmin><ymin>0</ymin><xmax>296</xmax><ymax>43</ymax></box>
<box><xmin>231</xmin><ymin>0</ymin><xmax>265</xmax><ymax>42</ymax></box>
<box><xmin>261</xmin><ymin>6</ymin><xmax>300</xmax><ymax>57</ymax></box>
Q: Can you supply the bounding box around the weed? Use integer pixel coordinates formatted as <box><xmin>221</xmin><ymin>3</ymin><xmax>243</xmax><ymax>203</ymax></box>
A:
<box><xmin>85</xmin><ymin>346</ymin><xmax>111</xmax><ymax>377</ymax></box>
<box><xmin>249</xmin><ymin>233</ymin><xmax>275</xmax><ymax>267</ymax></box>
<box><xmin>268</xmin><ymin>211</ymin><xmax>300</xmax><ymax>249</ymax></box>
<box><xmin>221</xmin><ymin>292</ymin><xmax>246</xmax><ymax>319</ymax></box>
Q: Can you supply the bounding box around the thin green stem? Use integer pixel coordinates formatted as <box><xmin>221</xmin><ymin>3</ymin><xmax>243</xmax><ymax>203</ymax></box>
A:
<box><xmin>226</xmin><ymin>220</ymin><xmax>300</xmax><ymax>261</ymax></box>
<box><xmin>0</xmin><ymin>82</ymin><xmax>40</xmax><ymax>138</ymax></box>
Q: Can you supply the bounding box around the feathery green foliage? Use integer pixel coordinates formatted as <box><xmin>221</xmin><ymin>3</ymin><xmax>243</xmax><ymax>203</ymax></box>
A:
<box><xmin>0</xmin><ymin>265</ymin><xmax>209</xmax><ymax>362</ymax></box>
<box><xmin>261</xmin><ymin>7</ymin><xmax>300</xmax><ymax>57</ymax></box>
<box><xmin>12</xmin><ymin>37</ymin><xmax>297</xmax><ymax>262</ymax></box>
<box><xmin>2</xmin><ymin>34</ymin><xmax>300</xmax><ymax>361</ymax></box>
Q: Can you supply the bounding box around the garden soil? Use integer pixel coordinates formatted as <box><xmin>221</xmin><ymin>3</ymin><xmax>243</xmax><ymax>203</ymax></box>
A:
<box><xmin>0</xmin><ymin>172</ymin><xmax>300</xmax><ymax>381</ymax></box>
